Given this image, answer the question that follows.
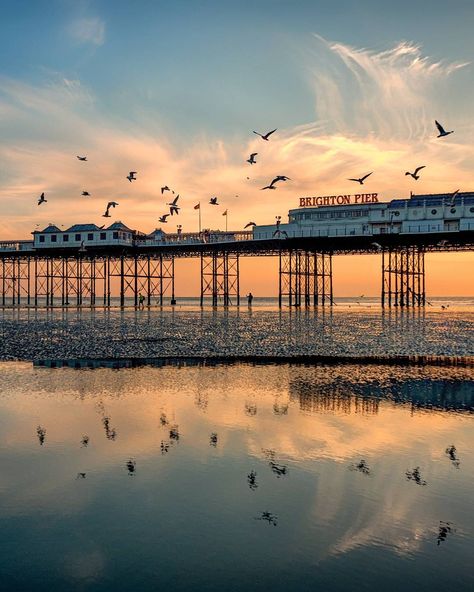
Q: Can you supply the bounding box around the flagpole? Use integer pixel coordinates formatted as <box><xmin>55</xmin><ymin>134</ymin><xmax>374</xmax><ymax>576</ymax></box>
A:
<box><xmin>199</xmin><ymin>203</ymin><xmax>201</xmax><ymax>233</ymax></box>
<box><xmin>226</xmin><ymin>211</ymin><xmax>228</xmax><ymax>232</ymax></box>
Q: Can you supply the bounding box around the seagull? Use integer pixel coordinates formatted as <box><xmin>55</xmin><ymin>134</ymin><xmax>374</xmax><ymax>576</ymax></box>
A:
<box><xmin>81</xmin><ymin>191</ymin><xmax>91</xmax><ymax>196</ymax></box>
<box><xmin>76</xmin><ymin>156</ymin><xmax>87</xmax><ymax>161</ymax></box>
<box><xmin>38</xmin><ymin>192</ymin><xmax>47</xmax><ymax>205</ymax></box>
<box><xmin>435</xmin><ymin>120</ymin><xmax>454</xmax><ymax>138</ymax></box>
<box><xmin>253</xmin><ymin>128</ymin><xmax>277</xmax><ymax>141</ymax></box>
<box><xmin>167</xmin><ymin>195</ymin><xmax>180</xmax><ymax>215</ymax></box>
<box><xmin>247</xmin><ymin>153</ymin><xmax>258</xmax><ymax>164</ymax></box>
<box><xmin>371</xmin><ymin>242</ymin><xmax>382</xmax><ymax>251</ymax></box>
<box><xmin>261</xmin><ymin>180</ymin><xmax>277</xmax><ymax>190</ymax></box>
<box><xmin>126</xmin><ymin>171</ymin><xmax>137</xmax><ymax>182</ymax></box>
<box><xmin>102</xmin><ymin>201</ymin><xmax>118</xmax><ymax>217</ymax></box>
<box><xmin>348</xmin><ymin>172</ymin><xmax>373</xmax><ymax>184</ymax></box>
<box><xmin>405</xmin><ymin>166</ymin><xmax>425</xmax><ymax>180</ymax></box>
<box><xmin>244</xmin><ymin>222</ymin><xmax>256</xmax><ymax>228</ymax></box>
<box><xmin>161</xmin><ymin>186</ymin><xmax>170</xmax><ymax>194</ymax></box>
<box><xmin>209</xmin><ymin>197</ymin><xmax>219</xmax><ymax>205</ymax></box>
<box><xmin>158</xmin><ymin>214</ymin><xmax>169</xmax><ymax>223</ymax></box>
<box><xmin>270</xmin><ymin>175</ymin><xmax>291</xmax><ymax>185</ymax></box>
<box><xmin>448</xmin><ymin>189</ymin><xmax>460</xmax><ymax>207</ymax></box>
<box><xmin>79</xmin><ymin>240</ymin><xmax>87</xmax><ymax>252</ymax></box>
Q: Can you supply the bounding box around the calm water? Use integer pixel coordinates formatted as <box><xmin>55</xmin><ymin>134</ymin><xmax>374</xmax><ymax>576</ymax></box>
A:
<box><xmin>0</xmin><ymin>361</ymin><xmax>472</xmax><ymax>591</ymax></box>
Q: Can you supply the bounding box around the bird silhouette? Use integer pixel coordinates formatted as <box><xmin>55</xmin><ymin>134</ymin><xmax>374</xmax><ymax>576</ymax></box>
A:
<box><xmin>272</xmin><ymin>175</ymin><xmax>291</xmax><ymax>183</ymax></box>
<box><xmin>244</xmin><ymin>222</ymin><xmax>256</xmax><ymax>229</ymax></box>
<box><xmin>448</xmin><ymin>189</ymin><xmax>460</xmax><ymax>207</ymax></box>
<box><xmin>81</xmin><ymin>191</ymin><xmax>91</xmax><ymax>196</ymax></box>
<box><xmin>37</xmin><ymin>192</ymin><xmax>47</xmax><ymax>205</ymax></box>
<box><xmin>405</xmin><ymin>166</ymin><xmax>425</xmax><ymax>180</ymax></box>
<box><xmin>161</xmin><ymin>185</ymin><xmax>170</xmax><ymax>194</ymax></box>
<box><xmin>435</xmin><ymin>120</ymin><xmax>453</xmax><ymax>138</ymax></box>
<box><xmin>371</xmin><ymin>242</ymin><xmax>382</xmax><ymax>251</ymax></box>
<box><xmin>76</xmin><ymin>156</ymin><xmax>87</xmax><ymax>161</ymax></box>
<box><xmin>253</xmin><ymin>128</ymin><xmax>277</xmax><ymax>141</ymax></box>
<box><xmin>102</xmin><ymin>201</ymin><xmax>118</xmax><ymax>217</ymax></box>
<box><xmin>167</xmin><ymin>195</ymin><xmax>180</xmax><ymax>215</ymax></box>
<box><xmin>261</xmin><ymin>180</ymin><xmax>277</xmax><ymax>190</ymax></box>
<box><xmin>209</xmin><ymin>197</ymin><xmax>219</xmax><ymax>205</ymax></box>
<box><xmin>247</xmin><ymin>152</ymin><xmax>258</xmax><ymax>164</ymax></box>
<box><xmin>348</xmin><ymin>172</ymin><xmax>373</xmax><ymax>184</ymax></box>
<box><xmin>159</xmin><ymin>214</ymin><xmax>169</xmax><ymax>223</ymax></box>
<box><xmin>126</xmin><ymin>171</ymin><xmax>137</xmax><ymax>182</ymax></box>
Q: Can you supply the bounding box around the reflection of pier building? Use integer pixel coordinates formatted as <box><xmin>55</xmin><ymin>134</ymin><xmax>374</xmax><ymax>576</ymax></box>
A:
<box><xmin>1</xmin><ymin>192</ymin><xmax>473</xmax><ymax>308</ymax></box>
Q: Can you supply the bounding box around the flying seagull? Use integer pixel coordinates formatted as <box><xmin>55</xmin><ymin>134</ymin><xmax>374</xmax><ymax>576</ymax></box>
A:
<box><xmin>405</xmin><ymin>166</ymin><xmax>425</xmax><ymax>180</ymax></box>
<box><xmin>348</xmin><ymin>172</ymin><xmax>373</xmax><ymax>184</ymax></box>
<box><xmin>371</xmin><ymin>242</ymin><xmax>382</xmax><ymax>251</ymax></box>
<box><xmin>261</xmin><ymin>179</ymin><xmax>277</xmax><ymax>190</ymax></box>
<box><xmin>209</xmin><ymin>197</ymin><xmax>219</xmax><ymax>205</ymax></box>
<box><xmin>158</xmin><ymin>214</ymin><xmax>169</xmax><ymax>223</ymax></box>
<box><xmin>167</xmin><ymin>195</ymin><xmax>180</xmax><ymax>215</ymax></box>
<box><xmin>37</xmin><ymin>192</ymin><xmax>47</xmax><ymax>205</ymax></box>
<box><xmin>435</xmin><ymin>120</ymin><xmax>453</xmax><ymax>138</ymax></box>
<box><xmin>253</xmin><ymin>128</ymin><xmax>277</xmax><ymax>141</ymax></box>
<box><xmin>246</xmin><ymin>153</ymin><xmax>258</xmax><ymax>164</ymax></box>
<box><xmin>126</xmin><ymin>171</ymin><xmax>137</xmax><ymax>182</ymax></box>
<box><xmin>448</xmin><ymin>189</ymin><xmax>460</xmax><ymax>207</ymax></box>
<box><xmin>244</xmin><ymin>222</ymin><xmax>256</xmax><ymax>228</ymax></box>
<box><xmin>161</xmin><ymin>186</ymin><xmax>170</xmax><ymax>194</ymax></box>
<box><xmin>102</xmin><ymin>201</ymin><xmax>118</xmax><ymax>217</ymax></box>
<box><xmin>81</xmin><ymin>191</ymin><xmax>91</xmax><ymax>196</ymax></box>
<box><xmin>76</xmin><ymin>156</ymin><xmax>87</xmax><ymax>161</ymax></box>
<box><xmin>271</xmin><ymin>175</ymin><xmax>291</xmax><ymax>184</ymax></box>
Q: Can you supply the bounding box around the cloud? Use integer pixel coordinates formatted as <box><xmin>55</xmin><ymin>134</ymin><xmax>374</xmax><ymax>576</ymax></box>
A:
<box><xmin>0</xmin><ymin>36</ymin><xmax>473</xmax><ymax>243</ymax></box>
<box><xmin>68</xmin><ymin>17</ymin><xmax>105</xmax><ymax>46</ymax></box>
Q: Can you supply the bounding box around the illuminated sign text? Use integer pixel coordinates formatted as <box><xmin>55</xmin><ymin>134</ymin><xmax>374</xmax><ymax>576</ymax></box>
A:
<box><xmin>299</xmin><ymin>193</ymin><xmax>379</xmax><ymax>207</ymax></box>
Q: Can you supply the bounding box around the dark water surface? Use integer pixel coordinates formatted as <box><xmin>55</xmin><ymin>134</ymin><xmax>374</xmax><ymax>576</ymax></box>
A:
<box><xmin>0</xmin><ymin>361</ymin><xmax>472</xmax><ymax>591</ymax></box>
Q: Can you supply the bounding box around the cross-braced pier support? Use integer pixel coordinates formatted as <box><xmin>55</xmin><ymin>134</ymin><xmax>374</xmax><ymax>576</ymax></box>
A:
<box><xmin>381</xmin><ymin>246</ymin><xmax>425</xmax><ymax>307</ymax></box>
<box><xmin>200</xmin><ymin>252</ymin><xmax>240</xmax><ymax>306</ymax></box>
<box><xmin>279</xmin><ymin>251</ymin><xmax>333</xmax><ymax>307</ymax></box>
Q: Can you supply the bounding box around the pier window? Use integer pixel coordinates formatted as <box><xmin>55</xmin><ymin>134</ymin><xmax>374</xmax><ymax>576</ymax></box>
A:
<box><xmin>75</xmin><ymin>234</ymin><xmax>81</xmax><ymax>241</ymax></box>
<box><xmin>100</xmin><ymin>232</ymin><xmax>106</xmax><ymax>240</ymax></box>
<box><xmin>113</xmin><ymin>231</ymin><xmax>119</xmax><ymax>239</ymax></box>
<box><xmin>431</xmin><ymin>209</ymin><xmax>437</xmax><ymax>215</ymax></box>
<box><xmin>88</xmin><ymin>233</ymin><xmax>94</xmax><ymax>240</ymax></box>
<box><xmin>63</xmin><ymin>234</ymin><xmax>69</xmax><ymax>242</ymax></box>
<box><xmin>39</xmin><ymin>235</ymin><xmax>45</xmax><ymax>243</ymax></box>
<box><xmin>51</xmin><ymin>235</ymin><xmax>57</xmax><ymax>242</ymax></box>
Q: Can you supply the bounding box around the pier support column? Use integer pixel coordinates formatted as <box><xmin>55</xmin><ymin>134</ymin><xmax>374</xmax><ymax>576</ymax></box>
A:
<box><xmin>382</xmin><ymin>246</ymin><xmax>425</xmax><ymax>307</ymax></box>
<box><xmin>279</xmin><ymin>250</ymin><xmax>333</xmax><ymax>308</ymax></box>
<box><xmin>200</xmin><ymin>252</ymin><xmax>239</xmax><ymax>306</ymax></box>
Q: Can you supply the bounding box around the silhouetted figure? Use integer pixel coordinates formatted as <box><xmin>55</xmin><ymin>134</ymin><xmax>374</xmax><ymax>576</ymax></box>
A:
<box><xmin>81</xmin><ymin>435</ymin><xmax>90</xmax><ymax>447</ymax></box>
<box><xmin>161</xmin><ymin>440</ymin><xmax>170</xmax><ymax>454</ymax></box>
<box><xmin>445</xmin><ymin>445</ymin><xmax>460</xmax><ymax>468</ymax></box>
<box><xmin>247</xmin><ymin>292</ymin><xmax>253</xmax><ymax>307</ymax></box>
<box><xmin>406</xmin><ymin>466</ymin><xmax>427</xmax><ymax>486</ymax></box>
<box><xmin>350</xmin><ymin>459</ymin><xmax>371</xmax><ymax>475</ymax></box>
<box><xmin>247</xmin><ymin>470</ymin><xmax>258</xmax><ymax>491</ymax></box>
<box><xmin>210</xmin><ymin>432</ymin><xmax>218</xmax><ymax>446</ymax></box>
<box><xmin>37</xmin><ymin>425</ymin><xmax>46</xmax><ymax>445</ymax></box>
<box><xmin>138</xmin><ymin>292</ymin><xmax>145</xmax><ymax>309</ymax></box>
<box><xmin>256</xmin><ymin>511</ymin><xmax>278</xmax><ymax>526</ymax></box>
<box><xmin>126</xmin><ymin>459</ymin><xmax>136</xmax><ymax>475</ymax></box>
<box><xmin>437</xmin><ymin>521</ymin><xmax>453</xmax><ymax>546</ymax></box>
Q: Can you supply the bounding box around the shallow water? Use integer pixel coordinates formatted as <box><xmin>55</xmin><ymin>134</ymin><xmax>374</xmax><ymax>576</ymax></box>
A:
<box><xmin>0</xmin><ymin>362</ymin><xmax>472</xmax><ymax>591</ymax></box>
<box><xmin>0</xmin><ymin>299</ymin><xmax>473</xmax><ymax>360</ymax></box>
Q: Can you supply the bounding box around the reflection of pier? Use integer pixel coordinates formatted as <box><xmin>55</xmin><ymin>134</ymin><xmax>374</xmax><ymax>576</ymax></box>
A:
<box><xmin>289</xmin><ymin>376</ymin><xmax>474</xmax><ymax>414</ymax></box>
<box><xmin>32</xmin><ymin>357</ymin><xmax>474</xmax><ymax>413</ymax></box>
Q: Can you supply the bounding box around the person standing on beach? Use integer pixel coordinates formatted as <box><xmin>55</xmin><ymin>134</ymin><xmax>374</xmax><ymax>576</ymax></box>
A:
<box><xmin>247</xmin><ymin>292</ymin><xmax>253</xmax><ymax>306</ymax></box>
<box><xmin>138</xmin><ymin>292</ymin><xmax>145</xmax><ymax>309</ymax></box>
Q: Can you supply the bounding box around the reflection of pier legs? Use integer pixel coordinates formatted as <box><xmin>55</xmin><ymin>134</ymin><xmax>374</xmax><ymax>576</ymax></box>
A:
<box><xmin>279</xmin><ymin>251</ymin><xmax>333</xmax><ymax>307</ymax></box>
<box><xmin>382</xmin><ymin>247</ymin><xmax>425</xmax><ymax>307</ymax></box>
<box><xmin>200</xmin><ymin>252</ymin><xmax>240</xmax><ymax>306</ymax></box>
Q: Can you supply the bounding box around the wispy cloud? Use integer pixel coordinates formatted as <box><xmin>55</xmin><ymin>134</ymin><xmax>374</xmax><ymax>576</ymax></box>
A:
<box><xmin>0</xmin><ymin>37</ymin><xmax>472</xmax><ymax>242</ymax></box>
<box><xmin>68</xmin><ymin>17</ymin><xmax>105</xmax><ymax>46</ymax></box>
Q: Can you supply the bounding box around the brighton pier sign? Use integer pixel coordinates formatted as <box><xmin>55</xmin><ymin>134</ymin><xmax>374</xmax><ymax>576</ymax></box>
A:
<box><xmin>299</xmin><ymin>193</ymin><xmax>379</xmax><ymax>207</ymax></box>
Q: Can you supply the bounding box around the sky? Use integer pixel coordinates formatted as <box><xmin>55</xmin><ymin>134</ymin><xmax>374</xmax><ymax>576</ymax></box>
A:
<box><xmin>0</xmin><ymin>0</ymin><xmax>473</xmax><ymax>295</ymax></box>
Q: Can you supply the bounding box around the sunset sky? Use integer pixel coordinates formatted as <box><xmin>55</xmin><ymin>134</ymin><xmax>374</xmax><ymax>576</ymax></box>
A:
<box><xmin>1</xmin><ymin>0</ymin><xmax>473</xmax><ymax>296</ymax></box>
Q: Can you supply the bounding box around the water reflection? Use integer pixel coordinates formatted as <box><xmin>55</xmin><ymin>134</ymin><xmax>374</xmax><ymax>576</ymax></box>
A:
<box><xmin>0</xmin><ymin>361</ymin><xmax>473</xmax><ymax>592</ymax></box>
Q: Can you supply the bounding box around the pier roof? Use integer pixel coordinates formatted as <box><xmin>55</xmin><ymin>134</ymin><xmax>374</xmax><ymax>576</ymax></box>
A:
<box><xmin>106</xmin><ymin>221</ymin><xmax>134</xmax><ymax>231</ymax></box>
<box><xmin>66</xmin><ymin>224</ymin><xmax>102</xmax><ymax>232</ymax></box>
<box><xmin>33</xmin><ymin>224</ymin><xmax>62</xmax><ymax>234</ymax></box>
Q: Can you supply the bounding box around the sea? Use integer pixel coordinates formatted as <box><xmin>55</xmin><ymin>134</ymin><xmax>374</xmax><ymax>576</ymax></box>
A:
<box><xmin>0</xmin><ymin>297</ymin><xmax>473</xmax><ymax>591</ymax></box>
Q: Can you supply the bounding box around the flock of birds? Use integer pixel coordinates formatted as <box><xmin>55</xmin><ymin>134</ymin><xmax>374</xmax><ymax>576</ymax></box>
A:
<box><xmin>34</xmin><ymin>119</ymin><xmax>456</xmax><ymax>233</ymax></box>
